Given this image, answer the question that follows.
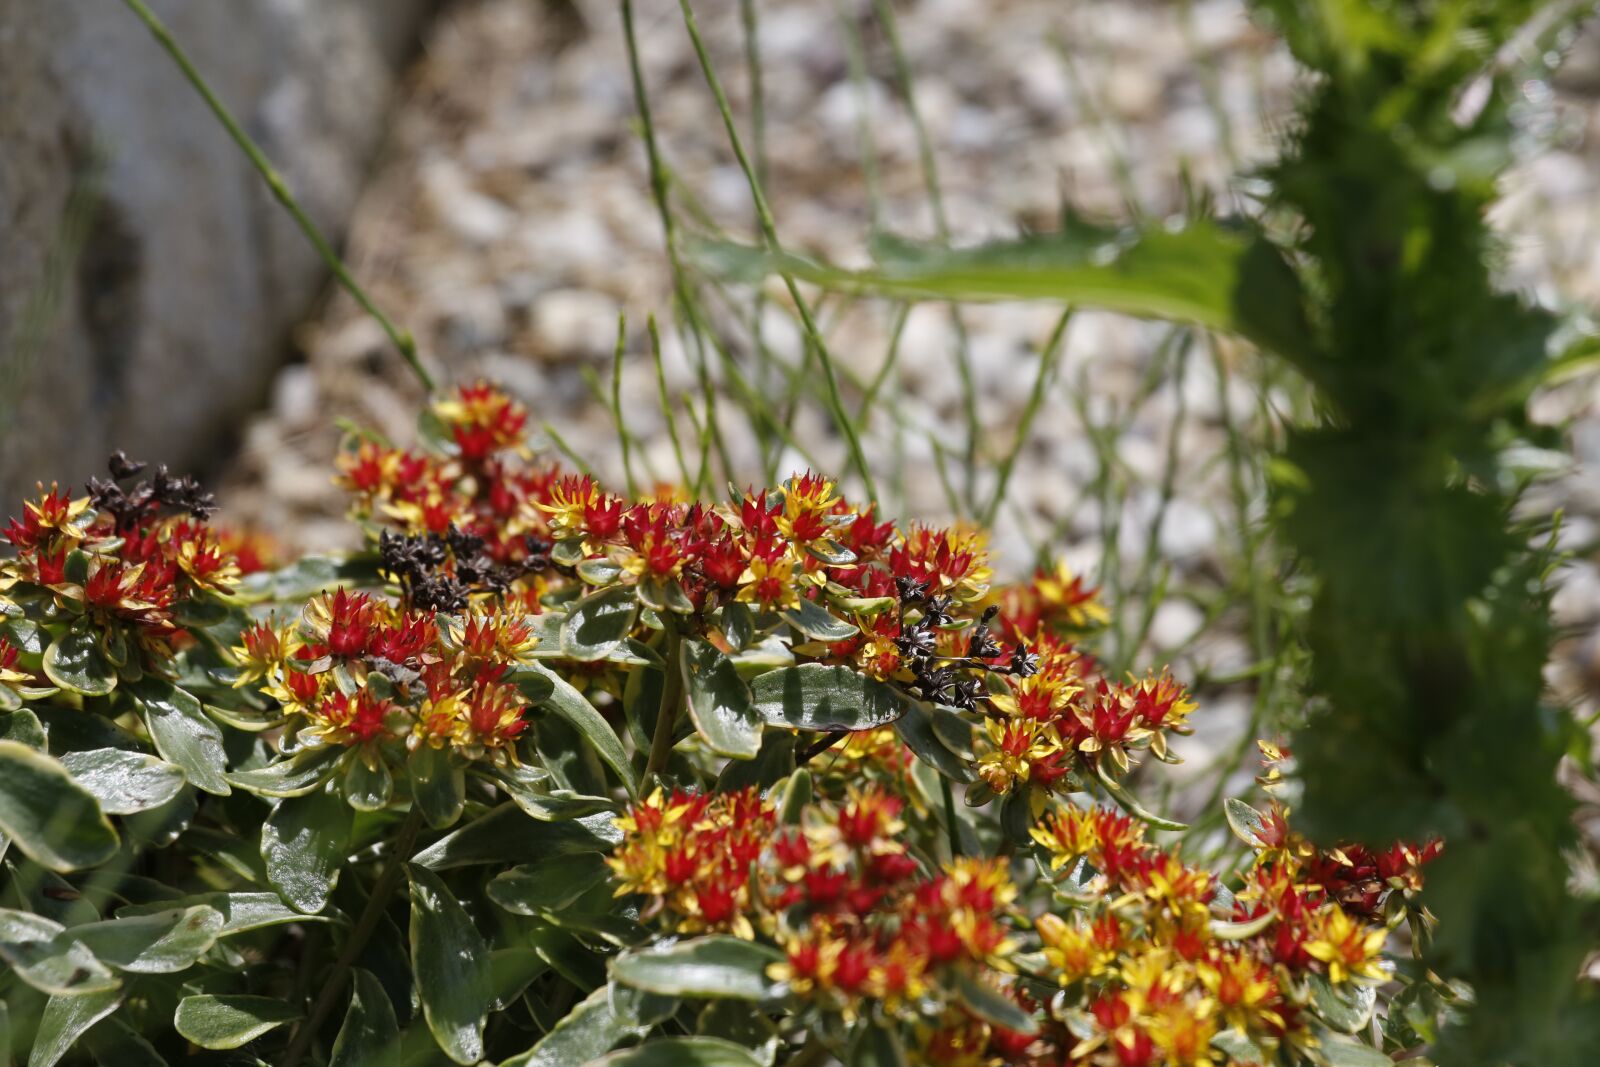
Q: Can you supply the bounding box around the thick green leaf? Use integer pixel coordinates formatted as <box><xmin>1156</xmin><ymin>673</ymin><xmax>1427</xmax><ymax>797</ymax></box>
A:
<box><xmin>1309</xmin><ymin>975</ymin><xmax>1378</xmax><ymax>1033</ymax></box>
<box><xmin>132</xmin><ymin>679</ymin><xmax>231</xmax><ymax>796</ymax></box>
<box><xmin>118</xmin><ymin>891</ymin><xmax>343</xmax><ymax>936</ymax></box>
<box><xmin>695</xmin><ymin>221</ymin><xmax>1312</xmax><ymax>367</ymax></box>
<box><xmin>779</xmin><ymin>599</ymin><xmax>858</xmax><ymax>642</ymax></box>
<box><xmin>82</xmin><ymin>1016</ymin><xmax>167</xmax><ymax>1067</ymax></box>
<box><xmin>174</xmin><ymin>995</ymin><xmax>300</xmax><ymax>1050</ymax></box>
<box><xmin>0</xmin><ymin>907</ymin><xmax>119</xmax><ymax>996</ymax></box>
<box><xmin>501</xmin><ymin>983</ymin><xmax>674</xmax><ymax>1067</ymax></box>
<box><xmin>720</xmin><ymin>602</ymin><xmax>755</xmax><ymax>651</ymax></box>
<box><xmin>70</xmin><ymin>905</ymin><xmax>224</xmax><ymax>973</ymax></box>
<box><xmin>343</xmin><ymin>755</ymin><xmax>394</xmax><ymax>812</ymax></box>
<box><xmin>1095</xmin><ymin>758</ymin><xmax>1187</xmax><ymax>831</ymax></box>
<box><xmin>29</xmin><ymin>988</ymin><xmax>122</xmax><ymax>1067</ymax></box>
<box><xmin>952</xmin><ymin>972</ymin><xmax>1037</xmax><ymax>1034</ymax></box>
<box><xmin>0</xmin><ymin>741</ymin><xmax>119</xmax><ymax>871</ymax></box>
<box><xmin>1210</xmin><ymin>1027</ymin><xmax>1266</xmax><ymax>1063</ymax></box>
<box><xmin>261</xmin><ymin>787</ymin><xmax>353</xmax><ymax>913</ymax></box>
<box><xmin>226</xmin><ymin>745</ymin><xmax>344</xmax><ymax>797</ymax></box>
<box><xmin>1224</xmin><ymin>797</ymin><xmax>1268</xmax><ymax>848</ymax></box>
<box><xmin>749</xmin><ymin>664</ymin><xmax>911</xmax><ymax>732</ymax></box>
<box><xmin>780</xmin><ymin>769</ymin><xmax>812</xmax><ymax>825</ymax></box>
<box><xmin>680</xmin><ymin>638</ymin><xmax>761</xmax><ymax>759</ymax></box>
<box><xmin>592</xmin><ymin>1037</ymin><xmax>765</xmax><ymax>1066</ymax></box>
<box><xmin>1316</xmin><ymin>1036</ymin><xmax>1398</xmax><ymax>1067</ymax></box>
<box><xmin>520</xmin><ymin>663</ymin><xmax>636</xmax><ymax>795</ymax></box>
<box><xmin>715</xmin><ymin>732</ymin><xmax>797</xmax><ymax>793</ymax></box>
<box><xmin>0</xmin><ymin>707</ymin><xmax>47</xmax><ymax>748</ymax></box>
<box><xmin>331</xmin><ymin>967</ymin><xmax>400</xmax><ymax>1067</ymax></box>
<box><xmin>561</xmin><ymin>585</ymin><xmax>639</xmax><ymax>661</ymax></box>
<box><xmin>488</xmin><ymin>853</ymin><xmax>610</xmax><ymax>915</ymax></box>
<box><xmin>412</xmin><ymin>804</ymin><xmax>620</xmax><ymax>870</ymax></box>
<box><xmin>893</xmin><ymin>703</ymin><xmax>974</xmax><ymax>783</ymax></box>
<box><xmin>59</xmin><ymin>748</ymin><xmax>186</xmax><ymax>814</ymax></box>
<box><xmin>407</xmin><ymin>864</ymin><xmax>492</xmax><ymax>1065</ymax></box>
<box><xmin>848</xmin><ymin>1024</ymin><xmax>910</xmax><ymax>1067</ymax></box>
<box><xmin>612</xmin><ymin>936</ymin><xmax>782</xmax><ymax>1001</ymax></box>
<box><xmin>42</xmin><ymin>628</ymin><xmax>117</xmax><ymax>697</ymax></box>
<box><xmin>407</xmin><ymin>744</ymin><xmax>465</xmax><ymax>829</ymax></box>
<box><xmin>492</xmin><ymin>768</ymin><xmax>613</xmax><ymax>821</ymax></box>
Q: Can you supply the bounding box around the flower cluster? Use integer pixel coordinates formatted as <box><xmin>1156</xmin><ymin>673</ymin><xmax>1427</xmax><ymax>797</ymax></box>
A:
<box><xmin>1023</xmin><ymin>795</ymin><xmax>1438</xmax><ymax>1066</ymax></box>
<box><xmin>1</xmin><ymin>456</ymin><xmax>242</xmax><ymax>683</ymax></box>
<box><xmin>235</xmin><ymin>588</ymin><xmax>541</xmax><ymax>759</ymax></box>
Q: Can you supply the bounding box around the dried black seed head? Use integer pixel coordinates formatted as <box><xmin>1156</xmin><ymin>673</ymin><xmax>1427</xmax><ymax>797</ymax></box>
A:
<box><xmin>921</xmin><ymin>595</ymin><xmax>954</xmax><ymax>628</ymax></box>
<box><xmin>895</xmin><ymin>576</ymin><xmax>930</xmax><ymax>604</ymax></box>
<box><xmin>108</xmin><ymin>451</ymin><xmax>147</xmax><ymax>480</ymax></box>
<box><xmin>1008</xmin><ymin>646</ymin><xmax>1040</xmax><ymax>678</ymax></box>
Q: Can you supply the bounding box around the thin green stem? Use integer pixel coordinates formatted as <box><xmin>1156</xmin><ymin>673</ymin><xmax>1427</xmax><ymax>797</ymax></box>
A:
<box><xmin>611</xmin><ymin>316</ymin><xmax>639</xmax><ymax>499</ymax></box>
<box><xmin>676</xmin><ymin>0</ymin><xmax>878</xmax><ymax>503</ymax></box>
<box><xmin>648</xmin><ymin>315</ymin><xmax>694</xmax><ymax>489</ymax></box>
<box><xmin>982</xmin><ymin>309</ymin><xmax>1073</xmax><ymax>527</ymax></box>
<box><xmin>281</xmin><ymin>808</ymin><xmax>425</xmax><ymax>1067</ymax></box>
<box><xmin>941</xmin><ymin>776</ymin><xmax>963</xmax><ymax>859</ymax></box>
<box><xmin>646</xmin><ymin>624</ymin><xmax>685</xmax><ymax>781</ymax></box>
<box><xmin>120</xmin><ymin>0</ymin><xmax>433</xmax><ymax>393</ymax></box>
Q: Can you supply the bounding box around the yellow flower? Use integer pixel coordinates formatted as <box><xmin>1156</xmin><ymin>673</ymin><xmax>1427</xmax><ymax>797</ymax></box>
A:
<box><xmin>1304</xmin><ymin>906</ymin><xmax>1388</xmax><ymax>984</ymax></box>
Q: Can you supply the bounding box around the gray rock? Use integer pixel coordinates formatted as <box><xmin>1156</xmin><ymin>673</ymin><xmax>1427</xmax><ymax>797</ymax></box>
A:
<box><xmin>0</xmin><ymin>0</ymin><xmax>431</xmax><ymax>504</ymax></box>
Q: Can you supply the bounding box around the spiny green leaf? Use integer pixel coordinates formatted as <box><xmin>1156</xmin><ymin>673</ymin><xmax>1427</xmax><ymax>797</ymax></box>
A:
<box><xmin>0</xmin><ymin>740</ymin><xmax>119</xmax><ymax>872</ymax></box>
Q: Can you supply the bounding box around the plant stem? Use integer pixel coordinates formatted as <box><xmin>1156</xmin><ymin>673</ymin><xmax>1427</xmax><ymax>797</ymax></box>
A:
<box><xmin>280</xmin><ymin>807</ymin><xmax>425</xmax><ymax>1067</ymax></box>
<box><xmin>676</xmin><ymin>0</ymin><xmax>879</xmax><ymax>503</ymax></box>
<box><xmin>119</xmin><ymin>0</ymin><xmax>434</xmax><ymax>393</ymax></box>
<box><xmin>645</xmin><ymin>623</ymin><xmax>685</xmax><ymax>781</ymax></box>
<box><xmin>941</xmin><ymin>776</ymin><xmax>963</xmax><ymax>859</ymax></box>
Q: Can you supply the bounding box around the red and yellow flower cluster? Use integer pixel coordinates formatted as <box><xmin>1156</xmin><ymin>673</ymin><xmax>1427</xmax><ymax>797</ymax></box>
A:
<box><xmin>233</xmin><ymin>589</ymin><xmax>542</xmax><ymax>758</ymax></box>
<box><xmin>2</xmin><ymin>476</ymin><xmax>241</xmax><ymax>673</ymax></box>
<box><xmin>612</xmin><ymin>784</ymin><xmax>1021</xmax><ymax>1028</ymax></box>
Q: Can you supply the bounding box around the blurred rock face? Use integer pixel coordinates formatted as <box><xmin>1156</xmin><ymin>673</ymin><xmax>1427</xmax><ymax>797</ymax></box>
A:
<box><xmin>0</xmin><ymin>0</ymin><xmax>432</xmax><ymax>502</ymax></box>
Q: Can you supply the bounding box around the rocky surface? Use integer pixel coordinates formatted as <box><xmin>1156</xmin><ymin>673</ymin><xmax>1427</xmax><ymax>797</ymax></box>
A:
<box><xmin>0</xmin><ymin>0</ymin><xmax>432</xmax><ymax>504</ymax></box>
<box><xmin>213</xmin><ymin>0</ymin><xmax>1600</xmax><ymax>779</ymax></box>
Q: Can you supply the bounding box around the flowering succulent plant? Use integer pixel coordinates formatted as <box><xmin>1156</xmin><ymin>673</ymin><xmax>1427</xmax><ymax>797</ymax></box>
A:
<box><xmin>0</xmin><ymin>382</ymin><xmax>1447</xmax><ymax>1067</ymax></box>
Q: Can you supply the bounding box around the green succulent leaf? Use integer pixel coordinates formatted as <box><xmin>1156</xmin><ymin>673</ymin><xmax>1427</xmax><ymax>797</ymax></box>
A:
<box><xmin>117</xmin><ymin>891</ymin><xmax>344</xmax><ymax>936</ymax></box>
<box><xmin>1095</xmin><ymin>757</ymin><xmax>1187</xmax><ymax>831</ymax></box>
<box><xmin>174</xmin><ymin>994</ymin><xmax>301</xmax><ymax>1050</ymax></box>
<box><xmin>226</xmin><ymin>744</ymin><xmax>344</xmax><ymax>797</ymax></box>
<box><xmin>0</xmin><ymin>740</ymin><xmax>119</xmax><ymax>872</ymax></box>
<box><xmin>0</xmin><ymin>706</ymin><xmax>47</xmax><ymax>748</ymax></box>
<box><xmin>261</xmin><ymin>786</ymin><xmax>354</xmax><ymax>914</ymax></box>
<box><xmin>41</xmin><ymin>626</ymin><xmax>117</xmax><ymax>697</ymax></box>
<box><xmin>680</xmin><ymin>637</ymin><xmax>762</xmax><ymax>758</ymax></box>
<box><xmin>488</xmin><ymin>853</ymin><xmax>611</xmax><ymax>915</ymax></box>
<box><xmin>591</xmin><ymin>1037</ymin><xmax>767</xmax><ymax>1067</ymax></box>
<box><xmin>1223</xmin><ymin>797</ymin><xmax>1268</xmax><ymax>848</ymax></box>
<box><xmin>893</xmin><ymin>702</ymin><xmax>975</xmax><ymax>783</ymax></box>
<box><xmin>519</xmin><ymin>662</ymin><xmax>637</xmax><ymax>795</ymax></box>
<box><xmin>561</xmin><ymin>585</ymin><xmax>639</xmax><ymax>661</ymax></box>
<box><xmin>952</xmin><ymin>971</ymin><xmax>1038</xmax><ymax>1035</ymax></box>
<box><xmin>343</xmin><ymin>754</ymin><xmax>394</xmax><ymax>812</ymax></box>
<box><xmin>611</xmin><ymin>936</ymin><xmax>783</xmax><ymax>1001</ymax></box>
<box><xmin>330</xmin><ymin>967</ymin><xmax>401</xmax><ymax>1067</ymax></box>
<box><xmin>407</xmin><ymin>863</ymin><xmax>493</xmax><ymax>1065</ymax></box>
<box><xmin>500</xmin><ymin>983</ymin><xmax>675</xmax><ymax>1067</ymax></box>
<box><xmin>30</xmin><ymin>987</ymin><xmax>123</xmax><ymax>1067</ymax></box>
<box><xmin>70</xmin><ymin>904</ymin><xmax>224</xmax><ymax>973</ymax></box>
<box><xmin>749</xmin><ymin>663</ymin><xmax>911</xmax><ymax>732</ymax></box>
<box><xmin>0</xmin><ymin>907</ymin><xmax>120</xmax><ymax>996</ymax></box>
<box><xmin>59</xmin><ymin>747</ymin><xmax>187</xmax><ymax>814</ymax></box>
<box><xmin>408</xmin><ymin>743</ymin><xmax>466</xmax><ymax>829</ymax></box>
<box><xmin>779</xmin><ymin>598</ymin><xmax>858</xmax><ymax>641</ymax></box>
<box><xmin>131</xmin><ymin>678</ymin><xmax>232</xmax><ymax>796</ymax></box>
<box><xmin>413</xmin><ymin>804</ymin><xmax>621</xmax><ymax>870</ymax></box>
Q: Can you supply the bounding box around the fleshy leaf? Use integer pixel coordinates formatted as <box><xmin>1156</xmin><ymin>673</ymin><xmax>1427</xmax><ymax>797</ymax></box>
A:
<box><xmin>0</xmin><ymin>741</ymin><xmax>119</xmax><ymax>872</ymax></box>
<box><xmin>407</xmin><ymin>864</ymin><xmax>492</xmax><ymax>1065</ymax></box>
